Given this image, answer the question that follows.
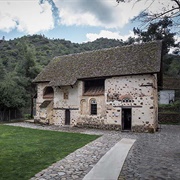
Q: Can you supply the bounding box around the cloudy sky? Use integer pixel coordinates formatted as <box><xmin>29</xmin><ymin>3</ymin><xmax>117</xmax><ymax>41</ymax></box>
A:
<box><xmin>0</xmin><ymin>0</ymin><xmax>178</xmax><ymax>43</ymax></box>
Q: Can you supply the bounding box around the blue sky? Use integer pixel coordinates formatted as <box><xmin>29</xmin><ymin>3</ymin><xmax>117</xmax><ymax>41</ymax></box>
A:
<box><xmin>0</xmin><ymin>0</ymin><xmax>179</xmax><ymax>43</ymax></box>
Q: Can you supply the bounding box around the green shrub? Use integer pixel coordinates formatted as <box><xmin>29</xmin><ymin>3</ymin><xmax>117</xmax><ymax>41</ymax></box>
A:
<box><xmin>24</xmin><ymin>114</ymin><xmax>31</xmax><ymax>119</ymax></box>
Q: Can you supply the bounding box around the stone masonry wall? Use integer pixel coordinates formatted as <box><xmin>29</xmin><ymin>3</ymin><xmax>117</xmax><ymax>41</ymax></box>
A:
<box><xmin>53</xmin><ymin>81</ymin><xmax>80</xmax><ymax>126</ymax></box>
<box><xmin>53</xmin><ymin>109</ymin><xmax>79</xmax><ymax>126</ymax></box>
<box><xmin>35</xmin><ymin>74</ymin><xmax>158</xmax><ymax>132</ymax></box>
<box><xmin>105</xmin><ymin>74</ymin><xmax>157</xmax><ymax>132</ymax></box>
<box><xmin>77</xmin><ymin>74</ymin><xmax>158</xmax><ymax>132</ymax></box>
<box><xmin>35</xmin><ymin>82</ymin><xmax>53</xmax><ymax>124</ymax></box>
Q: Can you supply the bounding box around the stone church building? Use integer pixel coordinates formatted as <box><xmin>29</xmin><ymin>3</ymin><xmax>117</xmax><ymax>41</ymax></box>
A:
<box><xmin>33</xmin><ymin>41</ymin><xmax>162</xmax><ymax>132</ymax></box>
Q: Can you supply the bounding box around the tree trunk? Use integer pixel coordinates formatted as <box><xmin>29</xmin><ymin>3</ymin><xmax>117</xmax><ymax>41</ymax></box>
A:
<box><xmin>30</xmin><ymin>94</ymin><xmax>34</xmax><ymax>119</ymax></box>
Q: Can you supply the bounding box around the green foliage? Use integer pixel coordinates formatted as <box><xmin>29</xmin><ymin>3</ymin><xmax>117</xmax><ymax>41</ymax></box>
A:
<box><xmin>0</xmin><ymin>125</ymin><xmax>99</xmax><ymax>179</ymax></box>
<box><xmin>133</xmin><ymin>17</ymin><xmax>176</xmax><ymax>55</ymax></box>
<box><xmin>133</xmin><ymin>17</ymin><xmax>180</xmax><ymax>76</ymax></box>
<box><xmin>24</xmin><ymin>114</ymin><xmax>33</xmax><ymax>119</ymax></box>
<box><xmin>0</xmin><ymin>60</ymin><xmax>6</xmax><ymax>80</ymax></box>
<box><xmin>164</xmin><ymin>54</ymin><xmax>180</xmax><ymax>77</ymax></box>
<box><xmin>159</xmin><ymin>100</ymin><xmax>180</xmax><ymax>108</ymax></box>
<box><xmin>0</xmin><ymin>73</ymin><xmax>27</xmax><ymax>110</ymax></box>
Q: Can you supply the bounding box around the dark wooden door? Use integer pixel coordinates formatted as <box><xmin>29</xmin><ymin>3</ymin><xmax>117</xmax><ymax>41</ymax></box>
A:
<box><xmin>65</xmin><ymin>109</ymin><xmax>70</xmax><ymax>125</ymax></box>
<box><xmin>122</xmin><ymin>108</ymin><xmax>131</xmax><ymax>130</ymax></box>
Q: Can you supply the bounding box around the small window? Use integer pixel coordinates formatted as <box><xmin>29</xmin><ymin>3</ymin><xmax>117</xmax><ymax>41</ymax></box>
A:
<box><xmin>64</xmin><ymin>92</ymin><xmax>68</xmax><ymax>99</ymax></box>
<box><xmin>90</xmin><ymin>99</ymin><xmax>97</xmax><ymax>115</ymax></box>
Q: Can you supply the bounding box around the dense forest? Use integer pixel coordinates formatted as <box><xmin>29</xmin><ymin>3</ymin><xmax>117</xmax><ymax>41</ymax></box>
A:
<box><xmin>0</xmin><ymin>32</ymin><xmax>179</xmax><ymax>120</ymax></box>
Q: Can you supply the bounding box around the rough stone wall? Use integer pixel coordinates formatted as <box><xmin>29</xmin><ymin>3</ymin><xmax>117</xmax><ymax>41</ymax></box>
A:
<box><xmin>54</xmin><ymin>82</ymin><xmax>79</xmax><ymax>109</ymax></box>
<box><xmin>53</xmin><ymin>81</ymin><xmax>80</xmax><ymax>126</ymax></box>
<box><xmin>105</xmin><ymin>74</ymin><xmax>158</xmax><ymax>132</ymax></box>
<box><xmin>158</xmin><ymin>113</ymin><xmax>180</xmax><ymax>124</ymax></box>
<box><xmin>77</xmin><ymin>74</ymin><xmax>158</xmax><ymax>132</ymax></box>
<box><xmin>35</xmin><ymin>82</ymin><xmax>53</xmax><ymax>124</ymax></box>
<box><xmin>153</xmin><ymin>75</ymin><xmax>158</xmax><ymax>131</ymax></box>
<box><xmin>53</xmin><ymin>109</ymin><xmax>79</xmax><ymax>126</ymax></box>
<box><xmin>35</xmin><ymin>82</ymin><xmax>81</xmax><ymax>126</ymax></box>
<box><xmin>77</xmin><ymin>93</ymin><xmax>106</xmax><ymax>127</ymax></box>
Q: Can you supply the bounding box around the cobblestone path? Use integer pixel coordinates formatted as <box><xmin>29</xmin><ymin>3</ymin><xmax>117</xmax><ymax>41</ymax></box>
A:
<box><xmin>118</xmin><ymin>125</ymin><xmax>180</xmax><ymax>180</ymax></box>
<box><xmin>5</xmin><ymin>123</ymin><xmax>180</xmax><ymax>180</ymax></box>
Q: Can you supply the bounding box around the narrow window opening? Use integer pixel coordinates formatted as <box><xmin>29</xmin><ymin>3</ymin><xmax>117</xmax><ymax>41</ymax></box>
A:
<box><xmin>90</xmin><ymin>99</ymin><xmax>97</xmax><ymax>115</ymax></box>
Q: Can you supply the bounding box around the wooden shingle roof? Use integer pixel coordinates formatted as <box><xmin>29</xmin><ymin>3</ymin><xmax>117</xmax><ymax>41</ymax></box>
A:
<box><xmin>33</xmin><ymin>41</ymin><xmax>162</xmax><ymax>86</ymax></box>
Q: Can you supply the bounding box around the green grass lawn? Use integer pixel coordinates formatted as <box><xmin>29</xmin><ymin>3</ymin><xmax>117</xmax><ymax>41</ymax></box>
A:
<box><xmin>0</xmin><ymin>125</ymin><xmax>99</xmax><ymax>180</ymax></box>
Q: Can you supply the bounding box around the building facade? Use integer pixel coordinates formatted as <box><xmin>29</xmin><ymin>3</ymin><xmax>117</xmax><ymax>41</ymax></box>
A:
<box><xmin>34</xmin><ymin>41</ymin><xmax>162</xmax><ymax>132</ymax></box>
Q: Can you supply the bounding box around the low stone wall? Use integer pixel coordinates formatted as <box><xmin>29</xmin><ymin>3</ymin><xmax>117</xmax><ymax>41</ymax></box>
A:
<box><xmin>158</xmin><ymin>113</ymin><xmax>180</xmax><ymax>124</ymax></box>
<box><xmin>76</xmin><ymin>116</ymin><xmax>121</xmax><ymax>130</ymax></box>
<box><xmin>75</xmin><ymin>122</ymin><xmax>121</xmax><ymax>131</ymax></box>
<box><xmin>76</xmin><ymin>123</ymin><xmax>157</xmax><ymax>133</ymax></box>
<box><xmin>76</xmin><ymin>116</ymin><xmax>158</xmax><ymax>132</ymax></box>
<box><xmin>158</xmin><ymin>107</ymin><xmax>179</xmax><ymax>112</ymax></box>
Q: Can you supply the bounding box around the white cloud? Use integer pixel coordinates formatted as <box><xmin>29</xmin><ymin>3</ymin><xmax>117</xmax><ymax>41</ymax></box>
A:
<box><xmin>59</xmin><ymin>8</ymin><xmax>100</xmax><ymax>27</ymax></box>
<box><xmin>169</xmin><ymin>35</ymin><xmax>180</xmax><ymax>54</ymax></box>
<box><xmin>86</xmin><ymin>30</ymin><xmax>137</xmax><ymax>42</ymax></box>
<box><xmin>56</xmin><ymin>0</ymin><xmax>179</xmax><ymax>29</ymax></box>
<box><xmin>0</xmin><ymin>0</ymin><xmax>54</xmax><ymax>34</ymax></box>
<box><xmin>0</xmin><ymin>0</ymin><xmax>179</xmax><ymax>37</ymax></box>
<box><xmin>145</xmin><ymin>0</ymin><xmax>178</xmax><ymax>16</ymax></box>
<box><xmin>174</xmin><ymin>35</ymin><xmax>180</xmax><ymax>43</ymax></box>
<box><xmin>56</xmin><ymin>0</ymin><xmax>145</xmax><ymax>28</ymax></box>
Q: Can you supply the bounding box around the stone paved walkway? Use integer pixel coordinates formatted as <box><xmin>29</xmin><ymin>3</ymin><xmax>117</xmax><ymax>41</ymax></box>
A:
<box><xmin>118</xmin><ymin>125</ymin><xmax>180</xmax><ymax>180</ymax></box>
<box><xmin>5</xmin><ymin>122</ymin><xmax>180</xmax><ymax>180</ymax></box>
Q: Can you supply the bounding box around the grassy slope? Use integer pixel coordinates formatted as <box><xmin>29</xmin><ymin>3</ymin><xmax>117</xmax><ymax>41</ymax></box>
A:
<box><xmin>0</xmin><ymin>125</ymin><xmax>99</xmax><ymax>180</ymax></box>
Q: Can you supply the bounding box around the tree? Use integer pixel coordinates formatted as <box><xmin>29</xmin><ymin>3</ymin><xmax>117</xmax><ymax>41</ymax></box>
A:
<box><xmin>133</xmin><ymin>17</ymin><xmax>177</xmax><ymax>54</ymax></box>
<box><xmin>166</xmin><ymin>54</ymin><xmax>180</xmax><ymax>76</ymax></box>
<box><xmin>0</xmin><ymin>72</ymin><xmax>27</xmax><ymax>121</ymax></box>
<box><xmin>116</xmin><ymin>0</ymin><xmax>180</xmax><ymax>28</ymax></box>
<box><xmin>0</xmin><ymin>60</ymin><xmax>6</xmax><ymax>80</ymax></box>
<box><xmin>16</xmin><ymin>43</ymin><xmax>41</xmax><ymax>118</ymax></box>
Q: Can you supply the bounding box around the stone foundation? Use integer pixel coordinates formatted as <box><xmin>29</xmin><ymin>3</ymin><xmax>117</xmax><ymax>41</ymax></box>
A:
<box><xmin>76</xmin><ymin>122</ymin><xmax>121</xmax><ymax>131</ymax></box>
<box><xmin>132</xmin><ymin>125</ymin><xmax>156</xmax><ymax>133</ymax></box>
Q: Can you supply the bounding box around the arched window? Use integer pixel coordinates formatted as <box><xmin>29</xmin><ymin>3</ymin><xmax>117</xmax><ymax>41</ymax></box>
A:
<box><xmin>43</xmin><ymin>86</ymin><xmax>54</xmax><ymax>99</ymax></box>
<box><xmin>120</xmin><ymin>94</ymin><xmax>133</xmax><ymax>103</ymax></box>
<box><xmin>122</xmin><ymin>98</ymin><xmax>132</xmax><ymax>103</ymax></box>
<box><xmin>90</xmin><ymin>99</ymin><xmax>97</xmax><ymax>115</ymax></box>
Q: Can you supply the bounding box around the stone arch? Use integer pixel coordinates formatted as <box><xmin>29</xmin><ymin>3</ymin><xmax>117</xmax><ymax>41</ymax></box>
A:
<box><xmin>80</xmin><ymin>99</ymin><xmax>86</xmax><ymax>115</ymax></box>
<box><xmin>119</xmin><ymin>94</ymin><xmax>133</xmax><ymax>102</ymax></box>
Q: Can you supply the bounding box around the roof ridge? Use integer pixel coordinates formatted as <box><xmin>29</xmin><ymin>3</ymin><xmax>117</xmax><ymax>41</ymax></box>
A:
<box><xmin>52</xmin><ymin>40</ymin><xmax>162</xmax><ymax>60</ymax></box>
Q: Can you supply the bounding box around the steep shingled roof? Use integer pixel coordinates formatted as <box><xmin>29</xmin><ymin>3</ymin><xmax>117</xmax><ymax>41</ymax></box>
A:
<box><xmin>33</xmin><ymin>41</ymin><xmax>162</xmax><ymax>86</ymax></box>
